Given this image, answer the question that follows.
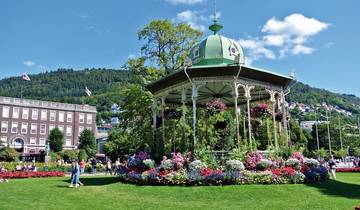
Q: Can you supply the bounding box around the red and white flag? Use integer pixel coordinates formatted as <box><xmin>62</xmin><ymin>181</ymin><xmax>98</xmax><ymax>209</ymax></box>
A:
<box><xmin>85</xmin><ymin>86</ymin><xmax>92</xmax><ymax>96</ymax></box>
<box><xmin>22</xmin><ymin>73</ymin><xmax>31</xmax><ymax>81</ymax></box>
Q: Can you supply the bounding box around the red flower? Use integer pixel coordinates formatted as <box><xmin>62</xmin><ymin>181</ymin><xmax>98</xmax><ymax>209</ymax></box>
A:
<box><xmin>271</xmin><ymin>167</ymin><xmax>296</xmax><ymax>177</ymax></box>
<box><xmin>0</xmin><ymin>171</ymin><xmax>65</xmax><ymax>179</ymax></box>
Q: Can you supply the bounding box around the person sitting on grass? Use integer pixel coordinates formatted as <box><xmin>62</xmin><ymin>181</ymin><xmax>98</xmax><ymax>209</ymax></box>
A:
<box><xmin>0</xmin><ymin>178</ymin><xmax>9</xmax><ymax>183</ymax></box>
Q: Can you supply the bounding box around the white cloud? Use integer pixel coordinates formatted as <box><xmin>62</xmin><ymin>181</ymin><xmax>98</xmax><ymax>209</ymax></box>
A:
<box><xmin>23</xmin><ymin>60</ymin><xmax>35</xmax><ymax>67</ymax></box>
<box><xmin>238</xmin><ymin>38</ymin><xmax>275</xmax><ymax>65</ymax></box>
<box><xmin>262</xmin><ymin>13</ymin><xmax>330</xmax><ymax>37</ymax></box>
<box><xmin>176</xmin><ymin>10</ymin><xmax>206</xmax><ymax>31</ymax></box>
<box><xmin>238</xmin><ymin>13</ymin><xmax>329</xmax><ymax>64</ymax></box>
<box><xmin>165</xmin><ymin>0</ymin><xmax>206</xmax><ymax>5</ymax></box>
<box><xmin>263</xmin><ymin>35</ymin><xmax>286</xmax><ymax>47</ymax></box>
<box><xmin>291</xmin><ymin>45</ymin><xmax>314</xmax><ymax>55</ymax></box>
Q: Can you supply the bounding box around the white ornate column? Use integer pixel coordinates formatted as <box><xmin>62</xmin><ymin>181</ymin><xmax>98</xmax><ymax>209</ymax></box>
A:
<box><xmin>233</xmin><ymin>82</ymin><xmax>240</xmax><ymax>145</ymax></box>
<box><xmin>280</xmin><ymin>91</ymin><xmax>289</xmax><ymax>146</ymax></box>
<box><xmin>191</xmin><ymin>83</ymin><xmax>198</xmax><ymax>149</ymax></box>
<box><xmin>266</xmin><ymin>89</ymin><xmax>278</xmax><ymax>150</ymax></box>
<box><xmin>240</xmin><ymin>84</ymin><xmax>255</xmax><ymax>146</ymax></box>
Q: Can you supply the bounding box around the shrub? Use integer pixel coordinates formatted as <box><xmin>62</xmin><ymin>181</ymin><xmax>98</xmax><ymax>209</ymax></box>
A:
<box><xmin>172</xmin><ymin>152</ymin><xmax>184</xmax><ymax>170</ymax></box>
<box><xmin>161</xmin><ymin>159</ymin><xmax>174</xmax><ymax>171</ymax></box>
<box><xmin>291</xmin><ymin>151</ymin><xmax>304</xmax><ymax>163</ymax></box>
<box><xmin>63</xmin><ymin>150</ymin><xmax>79</xmax><ymax>162</ymax></box>
<box><xmin>143</xmin><ymin>159</ymin><xmax>155</xmax><ymax>169</ymax></box>
<box><xmin>188</xmin><ymin>160</ymin><xmax>207</xmax><ymax>173</ymax></box>
<box><xmin>244</xmin><ymin>151</ymin><xmax>263</xmax><ymax>170</ymax></box>
<box><xmin>0</xmin><ymin>147</ymin><xmax>19</xmax><ymax>162</ymax></box>
<box><xmin>78</xmin><ymin>149</ymin><xmax>88</xmax><ymax>161</ymax></box>
<box><xmin>303</xmin><ymin>158</ymin><xmax>319</xmax><ymax>168</ymax></box>
<box><xmin>226</xmin><ymin>160</ymin><xmax>245</xmax><ymax>171</ymax></box>
<box><xmin>285</xmin><ymin>158</ymin><xmax>301</xmax><ymax>170</ymax></box>
<box><xmin>256</xmin><ymin>159</ymin><xmax>272</xmax><ymax>171</ymax></box>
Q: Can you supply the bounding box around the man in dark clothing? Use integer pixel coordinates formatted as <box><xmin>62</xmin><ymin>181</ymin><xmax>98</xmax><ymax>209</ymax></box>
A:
<box><xmin>91</xmin><ymin>158</ymin><xmax>97</xmax><ymax>174</ymax></box>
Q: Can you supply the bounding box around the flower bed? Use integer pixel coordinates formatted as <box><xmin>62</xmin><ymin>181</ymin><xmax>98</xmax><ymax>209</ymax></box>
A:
<box><xmin>336</xmin><ymin>167</ymin><xmax>360</xmax><ymax>172</ymax></box>
<box><xmin>118</xmin><ymin>151</ymin><xmax>328</xmax><ymax>186</ymax></box>
<box><xmin>0</xmin><ymin>171</ymin><xmax>65</xmax><ymax>179</ymax></box>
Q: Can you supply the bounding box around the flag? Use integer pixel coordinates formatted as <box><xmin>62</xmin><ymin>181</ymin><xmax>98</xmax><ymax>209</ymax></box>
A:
<box><xmin>22</xmin><ymin>73</ymin><xmax>31</xmax><ymax>81</ymax></box>
<box><xmin>85</xmin><ymin>86</ymin><xmax>92</xmax><ymax>96</ymax></box>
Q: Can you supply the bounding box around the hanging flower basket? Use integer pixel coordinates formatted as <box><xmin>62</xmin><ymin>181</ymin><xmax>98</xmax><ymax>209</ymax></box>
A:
<box><xmin>251</xmin><ymin>103</ymin><xmax>271</xmax><ymax>118</ymax></box>
<box><xmin>206</xmin><ymin>98</ymin><xmax>227</xmax><ymax>114</ymax></box>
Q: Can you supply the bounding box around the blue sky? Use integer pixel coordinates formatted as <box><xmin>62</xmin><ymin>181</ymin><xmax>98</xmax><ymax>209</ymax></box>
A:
<box><xmin>1</xmin><ymin>0</ymin><xmax>360</xmax><ymax>96</ymax></box>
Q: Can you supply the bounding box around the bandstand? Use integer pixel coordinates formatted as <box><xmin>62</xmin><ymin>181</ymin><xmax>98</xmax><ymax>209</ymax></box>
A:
<box><xmin>147</xmin><ymin>20</ymin><xmax>294</xmax><ymax>151</ymax></box>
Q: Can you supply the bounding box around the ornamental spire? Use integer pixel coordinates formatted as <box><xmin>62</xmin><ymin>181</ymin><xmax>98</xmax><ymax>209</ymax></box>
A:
<box><xmin>209</xmin><ymin>0</ymin><xmax>223</xmax><ymax>34</ymax></box>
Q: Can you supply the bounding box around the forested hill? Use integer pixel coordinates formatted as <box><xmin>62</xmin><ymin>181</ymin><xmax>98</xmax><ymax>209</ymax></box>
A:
<box><xmin>0</xmin><ymin>68</ymin><xmax>131</xmax><ymax>105</ymax></box>
<box><xmin>288</xmin><ymin>82</ymin><xmax>360</xmax><ymax>114</ymax></box>
<box><xmin>0</xmin><ymin>68</ymin><xmax>359</xmax><ymax>120</ymax></box>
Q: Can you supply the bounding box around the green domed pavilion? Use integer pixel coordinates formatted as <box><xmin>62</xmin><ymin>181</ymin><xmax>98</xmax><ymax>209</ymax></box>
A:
<box><xmin>147</xmin><ymin>20</ymin><xmax>294</xmax><ymax>151</ymax></box>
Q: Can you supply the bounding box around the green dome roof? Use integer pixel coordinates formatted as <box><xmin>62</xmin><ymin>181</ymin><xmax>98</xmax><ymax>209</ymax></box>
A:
<box><xmin>189</xmin><ymin>23</ymin><xmax>245</xmax><ymax>66</ymax></box>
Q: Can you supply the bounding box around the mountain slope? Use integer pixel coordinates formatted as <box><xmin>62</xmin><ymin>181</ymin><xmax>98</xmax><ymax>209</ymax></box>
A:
<box><xmin>0</xmin><ymin>68</ymin><xmax>359</xmax><ymax>122</ymax></box>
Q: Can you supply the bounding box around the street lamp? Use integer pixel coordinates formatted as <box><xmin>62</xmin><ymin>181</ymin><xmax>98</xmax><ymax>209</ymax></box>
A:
<box><xmin>314</xmin><ymin>111</ymin><xmax>320</xmax><ymax>159</ymax></box>
<box><xmin>320</xmin><ymin>107</ymin><xmax>332</xmax><ymax>155</ymax></box>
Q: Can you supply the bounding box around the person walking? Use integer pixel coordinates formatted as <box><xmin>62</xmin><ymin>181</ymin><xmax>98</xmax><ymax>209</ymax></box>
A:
<box><xmin>105</xmin><ymin>160</ymin><xmax>112</xmax><ymax>175</ymax></box>
<box><xmin>328</xmin><ymin>155</ymin><xmax>337</xmax><ymax>180</ymax></box>
<box><xmin>69</xmin><ymin>160</ymin><xmax>79</xmax><ymax>188</ymax></box>
<box><xmin>114</xmin><ymin>158</ymin><xmax>121</xmax><ymax>175</ymax></box>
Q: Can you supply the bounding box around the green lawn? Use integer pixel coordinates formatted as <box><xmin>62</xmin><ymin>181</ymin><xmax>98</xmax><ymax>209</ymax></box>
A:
<box><xmin>0</xmin><ymin>173</ymin><xmax>359</xmax><ymax>210</ymax></box>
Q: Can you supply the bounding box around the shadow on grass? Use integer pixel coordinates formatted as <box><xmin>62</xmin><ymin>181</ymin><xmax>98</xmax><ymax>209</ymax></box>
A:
<box><xmin>306</xmin><ymin>179</ymin><xmax>360</xmax><ymax>200</ymax></box>
<box><xmin>61</xmin><ymin>176</ymin><xmax>120</xmax><ymax>186</ymax></box>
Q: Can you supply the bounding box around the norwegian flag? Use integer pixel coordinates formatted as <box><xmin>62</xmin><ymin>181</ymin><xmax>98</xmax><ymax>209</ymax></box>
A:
<box><xmin>22</xmin><ymin>73</ymin><xmax>31</xmax><ymax>81</ymax></box>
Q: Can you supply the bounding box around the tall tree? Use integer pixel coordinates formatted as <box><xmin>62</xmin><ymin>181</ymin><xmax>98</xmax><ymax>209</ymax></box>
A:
<box><xmin>138</xmin><ymin>20</ymin><xmax>203</xmax><ymax>73</ymax></box>
<box><xmin>48</xmin><ymin>128</ymin><xmax>64</xmax><ymax>152</ymax></box>
<box><xmin>78</xmin><ymin>129</ymin><xmax>97</xmax><ymax>157</ymax></box>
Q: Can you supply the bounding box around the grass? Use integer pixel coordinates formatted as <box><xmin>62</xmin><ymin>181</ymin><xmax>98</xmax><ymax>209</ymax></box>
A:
<box><xmin>0</xmin><ymin>173</ymin><xmax>359</xmax><ymax>210</ymax></box>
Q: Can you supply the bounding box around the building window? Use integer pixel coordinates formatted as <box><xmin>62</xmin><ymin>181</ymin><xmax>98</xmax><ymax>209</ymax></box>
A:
<box><xmin>41</xmin><ymin>110</ymin><xmax>47</xmax><ymax>121</ymax></box>
<box><xmin>66</xmin><ymin>126</ymin><xmax>72</xmax><ymax>137</ymax></box>
<box><xmin>12</xmin><ymin>107</ymin><xmax>19</xmax><ymax>119</ymax></box>
<box><xmin>30</xmin><ymin>137</ymin><xmax>36</xmax><ymax>145</ymax></box>
<box><xmin>67</xmin><ymin>112</ymin><xmax>73</xmax><ymax>123</ymax></box>
<box><xmin>40</xmin><ymin>124</ymin><xmax>46</xmax><ymax>135</ymax></box>
<box><xmin>49</xmin><ymin>124</ymin><xmax>55</xmax><ymax>132</ymax></box>
<box><xmin>1</xmin><ymin>121</ymin><xmax>8</xmax><ymax>133</ymax></box>
<box><xmin>58</xmin><ymin>112</ymin><xmax>64</xmax><ymax>122</ymax></box>
<box><xmin>65</xmin><ymin>139</ymin><xmax>71</xmax><ymax>146</ymax></box>
<box><xmin>78</xmin><ymin>126</ymin><xmax>84</xmax><ymax>136</ymax></box>
<box><xmin>58</xmin><ymin>125</ymin><xmax>64</xmax><ymax>133</ymax></box>
<box><xmin>79</xmin><ymin>113</ymin><xmax>85</xmax><ymax>123</ymax></box>
<box><xmin>2</xmin><ymin>106</ymin><xmax>9</xmax><ymax>118</ymax></box>
<box><xmin>31</xmin><ymin>123</ymin><xmax>37</xmax><ymax>134</ymax></box>
<box><xmin>50</xmin><ymin>111</ymin><xmax>56</xmax><ymax>121</ymax></box>
<box><xmin>86</xmin><ymin>114</ymin><xmax>93</xmax><ymax>124</ymax></box>
<box><xmin>32</xmin><ymin>109</ymin><xmax>38</xmax><ymax>120</ymax></box>
<box><xmin>39</xmin><ymin>138</ymin><xmax>45</xmax><ymax>145</ymax></box>
<box><xmin>22</xmin><ymin>108</ymin><xmax>29</xmax><ymax>119</ymax></box>
<box><xmin>86</xmin><ymin>127</ymin><xmax>92</xmax><ymax>131</ymax></box>
<box><xmin>1</xmin><ymin>136</ymin><xmax>7</xmax><ymax>144</ymax></box>
<box><xmin>21</xmin><ymin>122</ymin><xmax>28</xmax><ymax>134</ymax></box>
<box><xmin>11</xmin><ymin>122</ymin><xmax>18</xmax><ymax>133</ymax></box>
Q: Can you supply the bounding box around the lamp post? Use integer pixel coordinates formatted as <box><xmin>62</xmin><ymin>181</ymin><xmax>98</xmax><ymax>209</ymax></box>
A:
<box><xmin>314</xmin><ymin>111</ymin><xmax>320</xmax><ymax>159</ymax></box>
<box><xmin>338</xmin><ymin>115</ymin><xmax>343</xmax><ymax>150</ymax></box>
<box><xmin>321</xmin><ymin>107</ymin><xmax>332</xmax><ymax>156</ymax></box>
